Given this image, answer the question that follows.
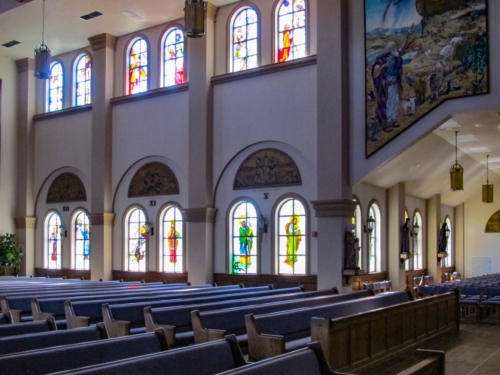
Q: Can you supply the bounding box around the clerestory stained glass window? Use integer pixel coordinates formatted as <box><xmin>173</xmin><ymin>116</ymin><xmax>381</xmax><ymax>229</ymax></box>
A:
<box><xmin>277</xmin><ymin>198</ymin><xmax>306</xmax><ymax>275</ymax></box>
<box><xmin>126</xmin><ymin>207</ymin><xmax>148</xmax><ymax>271</ymax></box>
<box><xmin>45</xmin><ymin>212</ymin><xmax>62</xmax><ymax>269</ymax></box>
<box><xmin>48</xmin><ymin>62</ymin><xmax>63</xmax><ymax>112</ymax></box>
<box><xmin>73</xmin><ymin>210</ymin><xmax>90</xmax><ymax>270</ymax></box>
<box><xmin>163</xmin><ymin>28</ymin><xmax>185</xmax><ymax>87</ymax></box>
<box><xmin>129</xmin><ymin>38</ymin><xmax>148</xmax><ymax>94</ymax></box>
<box><xmin>277</xmin><ymin>0</ymin><xmax>307</xmax><ymax>63</ymax></box>
<box><xmin>230</xmin><ymin>201</ymin><xmax>258</xmax><ymax>274</ymax></box>
<box><xmin>75</xmin><ymin>54</ymin><xmax>91</xmax><ymax>106</ymax></box>
<box><xmin>161</xmin><ymin>206</ymin><xmax>184</xmax><ymax>273</ymax></box>
<box><xmin>231</xmin><ymin>7</ymin><xmax>258</xmax><ymax>72</ymax></box>
<box><xmin>368</xmin><ymin>203</ymin><xmax>381</xmax><ymax>273</ymax></box>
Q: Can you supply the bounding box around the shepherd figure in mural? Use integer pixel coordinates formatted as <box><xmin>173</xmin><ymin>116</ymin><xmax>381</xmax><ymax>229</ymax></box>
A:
<box><xmin>285</xmin><ymin>215</ymin><xmax>302</xmax><ymax>267</ymax></box>
<box><xmin>167</xmin><ymin>220</ymin><xmax>181</xmax><ymax>263</ymax></box>
<box><xmin>372</xmin><ymin>24</ymin><xmax>414</xmax><ymax>133</ymax></box>
<box><xmin>438</xmin><ymin>222</ymin><xmax>448</xmax><ymax>253</ymax></box>
<box><xmin>401</xmin><ymin>218</ymin><xmax>410</xmax><ymax>253</ymax></box>
<box><xmin>239</xmin><ymin>215</ymin><xmax>253</xmax><ymax>268</ymax></box>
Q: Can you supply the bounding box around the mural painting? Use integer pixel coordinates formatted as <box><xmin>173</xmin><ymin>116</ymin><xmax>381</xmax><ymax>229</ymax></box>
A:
<box><xmin>128</xmin><ymin>162</ymin><xmax>179</xmax><ymax>197</ymax></box>
<box><xmin>365</xmin><ymin>0</ymin><xmax>488</xmax><ymax>157</ymax></box>
<box><xmin>46</xmin><ymin>173</ymin><xmax>87</xmax><ymax>203</ymax></box>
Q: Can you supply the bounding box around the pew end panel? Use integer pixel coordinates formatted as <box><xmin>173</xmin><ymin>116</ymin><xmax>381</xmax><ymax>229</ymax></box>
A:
<box><xmin>65</xmin><ymin>301</ymin><xmax>90</xmax><ymax>329</ymax></box>
<box><xmin>1</xmin><ymin>296</ymin><xmax>21</xmax><ymax>323</ymax></box>
<box><xmin>245</xmin><ymin>314</ymin><xmax>285</xmax><ymax>361</ymax></box>
<box><xmin>31</xmin><ymin>297</ymin><xmax>55</xmax><ymax>321</ymax></box>
<box><xmin>191</xmin><ymin>309</ymin><xmax>226</xmax><ymax>344</ymax></box>
<box><xmin>102</xmin><ymin>303</ymin><xmax>131</xmax><ymax>338</ymax></box>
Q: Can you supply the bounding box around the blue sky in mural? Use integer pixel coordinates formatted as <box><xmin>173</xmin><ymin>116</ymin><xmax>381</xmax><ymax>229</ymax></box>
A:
<box><xmin>365</xmin><ymin>0</ymin><xmax>422</xmax><ymax>32</ymax></box>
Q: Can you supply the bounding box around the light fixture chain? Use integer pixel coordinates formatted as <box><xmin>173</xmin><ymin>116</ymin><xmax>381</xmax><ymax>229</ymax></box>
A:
<box><xmin>455</xmin><ymin>131</ymin><xmax>458</xmax><ymax>165</ymax></box>
<box><xmin>487</xmin><ymin>155</ymin><xmax>489</xmax><ymax>184</ymax></box>
<box><xmin>42</xmin><ymin>0</ymin><xmax>45</xmax><ymax>45</ymax></box>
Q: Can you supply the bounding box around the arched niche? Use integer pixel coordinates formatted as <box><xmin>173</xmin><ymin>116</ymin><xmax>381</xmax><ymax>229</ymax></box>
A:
<box><xmin>46</xmin><ymin>173</ymin><xmax>87</xmax><ymax>203</ymax></box>
<box><xmin>128</xmin><ymin>162</ymin><xmax>179</xmax><ymax>197</ymax></box>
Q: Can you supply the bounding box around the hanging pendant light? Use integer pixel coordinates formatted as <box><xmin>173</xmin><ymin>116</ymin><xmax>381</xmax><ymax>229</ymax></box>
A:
<box><xmin>184</xmin><ymin>0</ymin><xmax>206</xmax><ymax>38</ymax></box>
<box><xmin>482</xmin><ymin>155</ymin><xmax>494</xmax><ymax>203</ymax></box>
<box><xmin>450</xmin><ymin>131</ymin><xmax>464</xmax><ymax>191</ymax></box>
<box><xmin>34</xmin><ymin>0</ymin><xmax>51</xmax><ymax>79</ymax></box>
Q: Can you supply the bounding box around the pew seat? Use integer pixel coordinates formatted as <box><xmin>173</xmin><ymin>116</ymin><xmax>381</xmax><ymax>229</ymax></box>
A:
<box><xmin>0</xmin><ymin>317</ymin><xmax>56</xmax><ymax>338</ymax></box>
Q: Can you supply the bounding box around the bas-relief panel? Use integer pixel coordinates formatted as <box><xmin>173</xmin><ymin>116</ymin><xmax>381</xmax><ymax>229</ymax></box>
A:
<box><xmin>128</xmin><ymin>162</ymin><xmax>179</xmax><ymax>197</ymax></box>
<box><xmin>365</xmin><ymin>0</ymin><xmax>489</xmax><ymax>157</ymax></box>
<box><xmin>46</xmin><ymin>173</ymin><xmax>87</xmax><ymax>203</ymax></box>
<box><xmin>485</xmin><ymin>209</ymin><xmax>500</xmax><ymax>233</ymax></box>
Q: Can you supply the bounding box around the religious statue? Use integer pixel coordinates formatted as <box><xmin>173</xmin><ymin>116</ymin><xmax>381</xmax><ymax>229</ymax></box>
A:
<box><xmin>438</xmin><ymin>222</ymin><xmax>448</xmax><ymax>253</ymax></box>
<box><xmin>345</xmin><ymin>231</ymin><xmax>361</xmax><ymax>269</ymax></box>
<box><xmin>401</xmin><ymin>218</ymin><xmax>410</xmax><ymax>253</ymax></box>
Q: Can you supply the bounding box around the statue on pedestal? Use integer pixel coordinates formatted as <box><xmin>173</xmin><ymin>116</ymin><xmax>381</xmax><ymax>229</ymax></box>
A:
<box><xmin>345</xmin><ymin>231</ymin><xmax>361</xmax><ymax>270</ymax></box>
<box><xmin>401</xmin><ymin>218</ymin><xmax>410</xmax><ymax>253</ymax></box>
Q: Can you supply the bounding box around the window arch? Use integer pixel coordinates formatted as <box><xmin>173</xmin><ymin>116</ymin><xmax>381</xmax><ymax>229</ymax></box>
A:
<box><xmin>368</xmin><ymin>202</ymin><xmax>381</xmax><ymax>273</ymax></box>
<box><xmin>125</xmin><ymin>207</ymin><xmax>148</xmax><ymax>271</ymax></box>
<box><xmin>413</xmin><ymin>211</ymin><xmax>423</xmax><ymax>269</ymax></box>
<box><xmin>230</xmin><ymin>201</ymin><xmax>258</xmax><ymax>274</ymax></box>
<box><xmin>276</xmin><ymin>0</ymin><xmax>307</xmax><ymax>63</ymax></box>
<box><xmin>163</xmin><ymin>27</ymin><xmax>185</xmax><ymax>87</ymax></box>
<box><xmin>276</xmin><ymin>197</ymin><xmax>307</xmax><ymax>275</ymax></box>
<box><xmin>231</xmin><ymin>6</ymin><xmax>259</xmax><ymax>72</ymax></box>
<box><xmin>73</xmin><ymin>210</ymin><xmax>90</xmax><ymax>270</ymax></box>
<box><xmin>128</xmin><ymin>37</ymin><xmax>149</xmax><ymax>94</ymax></box>
<box><xmin>75</xmin><ymin>54</ymin><xmax>91</xmax><ymax>106</ymax></box>
<box><xmin>48</xmin><ymin>62</ymin><xmax>64</xmax><ymax>112</ymax></box>
<box><xmin>45</xmin><ymin>212</ymin><xmax>62</xmax><ymax>269</ymax></box>
<box><xmin>353</xmin><ymin>198</ymin><xmax>362</xmax><ymax>269</ymax></box>
<box><xmin>444</xmin><ymin>217</ymin><xmax>452</xmax><ymax>267</ymax></box>
<box><xmin>160</xmin><ymin>205</ymin><xmax>184</xmax><ymax>273</ymax></box>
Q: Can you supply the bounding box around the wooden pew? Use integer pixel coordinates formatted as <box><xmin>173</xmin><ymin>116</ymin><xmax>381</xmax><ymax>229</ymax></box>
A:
<box><xmin>310</xmin><ymin>292</ymin><xmax>458</xmax><ymax>373</ymax></box>
<box><xmin>39</xmin><ymin>335</ymin><xmax>247</xmax><ymax>375</ymax></box>
<box><xmin>0</xmin><ymin>317</ymin><xmax>56</xmax><ymax>338</ymax></box>
<box><xmin>396</xmin><ymin>350</ymin><xmax>445</xmax><ymax>375</ymax></box>
<box><xmin>245</xmin><ymin>291</ymin><xmax>413</xmax><ymax>361</ymax></box>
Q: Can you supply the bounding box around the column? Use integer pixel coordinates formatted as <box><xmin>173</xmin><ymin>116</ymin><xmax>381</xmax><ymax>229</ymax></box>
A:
<box><xmin>15</xmin><ymin>58</ymin><xmax>37</xmax><ymax>276</ymax></box>
<box><xmin>88</xmin><ymin>34</ymin><xmax>117</xmax><ymax>281</ymax></box>
<box><xmin>387</xmin><ymin>183</ymin><xmax>406</xmax><ymax>291</ymax></box>
<box><xmin>313</xmin><ymin>0</ymin><xmax>354</xmax><ymax>290</ymax></box>
<box><xmin>426</xmin><ymin>195</ymin><xmax>441</xmax><ymax>282</ymax></box>
<box><xmin>185</xmin><ymin>4</ymin><xmax>218</xmax><ymax>285</ymax></box>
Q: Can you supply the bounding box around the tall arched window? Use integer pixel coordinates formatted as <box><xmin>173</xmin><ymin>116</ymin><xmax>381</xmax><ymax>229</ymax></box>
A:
<box><xmin>161</xmin><ymin>206</ymin><xmax>184</xmax><ymax>273</ymax></box>
<box><xmin>230</xmin><ymin>201</ymin><xmax>258</xmax><ymax>274</ymax></box>
<box><xmin>128</xmin><ymin>38</ymin><xmax>148</xmax><ymax>94</ymax></box>
<box><xmin>276</xmin><ymin>0</ymin><xmax>307</xmax><ymax>63</ymax></box>
<box><xmin>277</xmin><ymin>198</ymin><xmax>307</xmax><ymax>275</ymax></box>
<box><xmin>45</xmin><ymin>212</ymin><xmax>62</xmax><ymax>269</ymax></box>
<box><xmin>404</xmin><ymin>210</ymin><xmax>410</xmax><ymax>271</ymax></box>
<box><xmin>48</xmin><ymin>62</ymin><xmax>64</xmax><ymax>112</ymax></box>
<box><xmin>413</xmin><ymin>211</ymin><xmax>422</xmax><ymax>269</ymax></box>
<box><xmin>444</xmin><ymin>217</ymin><xmax>452</xmax><ymax>267</ymax></box>
<box><xmin>231</xmin><ymin>7</ymin><xmax>258</xmax><ymax>72</ymax></box>
<box><xmin>75</xmin><ymin>54</ymin><xmax>91</xmax><ymax>106</ymax></box>
<box><xmin>353</xmin><ymin>199</ymin><xmax>362</xmax><ymax>269</ymax></box>
<box><xmin>163</xmin><ymin>27</ymin><xmax>185</xmax><ymax>87</ymax></box>
<box><xmin>73</xmin><ymin>210</ymin><xmax>90</xmax><ymax>270</ymax></box>
<box><xmin>125</xmin><ymin>207</ymin><xmax>148</xmax><ymax>271</ymax></box>
<box><xmin>368</xmin><ymin>203</ymin><xmax>381</xmax><ymax>273</ymax></box>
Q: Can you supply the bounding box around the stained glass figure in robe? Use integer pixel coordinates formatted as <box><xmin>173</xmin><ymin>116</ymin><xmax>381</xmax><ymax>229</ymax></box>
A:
<box><xmin>277</xmin><ymin>0</ymin><xmax>306</xmax><ymax>63</ymax></box>
<box><xmin>232</xmin><ymin>8</ymin><xmax>258</xmax><ymax>72</ymax></box>
<box><xmin>231</xmin><ymin>202</ymin><xmax>257</xmax><ymax>274</ymax></box>
<box><xmin>75</xmin><ymin>54</ymin><xmax>91</xmax><ymax>106</ymax></box>
<box><xmin>164</xmin><ymin>28</ymin><xmax>185</xmax><ymax>86</ymax></box>
<box><xmin>129</xmin><ymin>38</ymin><xmax>148</xmax><ymax>94</ymax></box>
<box><xmin>278</xmin><ymin>198</ymin><xmax>306</xmax><ymax>274</ymax></box>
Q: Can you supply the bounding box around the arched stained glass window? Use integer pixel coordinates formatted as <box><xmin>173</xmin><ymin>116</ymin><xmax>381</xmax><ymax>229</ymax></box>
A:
<box><xmin>48</xmin><ymin>62</ymin><xmax>63</xmax><ymax>112</ymax></box>
<box><xmin>163</xmin><ymin>28</ymin><xmax>185</xmax><ymax>87</ymax></box>
<box><xmin>413</xmin><ymin>212</ymin><xmax>423</xmax><ymax>269</ymax></box>
<box><xmin>404</xmin><ymin>210</ymin><xmax>410</xmax><ymax>271</ymax></box>
<box><xmin>161</xmin><ymin>206</ymin><xmax>184</xmax><ymax>273</ymax></box>
<box><xmin>353</xmin><ymin>199</ymin><xmax>362</xmax><ymax>269</ymax></box>
<box><xmin>125</xmin><ymin>207</ymin><xmax>148</xmax><ymax>271</ymax></box>
<box><xmin>129</xmin><ymin>38</ymin><xmax>148</xmax><ymax>94</ymax></box>
<box><xmin>444</xmin><ymin>217</ymin><xmax>452</xmax><ymax>267</ymax></box>
<box><xmin>75</xmin><ymin>54</ymin><xmax>91</xmax><ymax>106</ymax></box>
<box><xmin>230</xmin><ymin>201</ymin><xmax>258</xmax><ymax>274</ymax></box>
<box><xmin>45</xmin><ymin>212</ymin><xmax>62</xmax><ymax>269</ymax></box>
<box><xmin>276</xmin><ymin>0</ymin><xmax>306</xmax><ymax>63</ymax></box>
<box><xmin>73</xmin><ymin>210</ymin><xmax>90</xmax><ymax>270</ymax></box>
<box><xmin>368</xmin><ymin>203</ymin><xmax>381</xmax><ymax>273</ymax></box>
<box><xmin>231</xmin><ymin>7</ymin><xmax>258</xmax><ymax>72</ymax></box>
<box><xmin>277</xmin><ymin>198</ymin><xmax>306</xmax><ymax>275</ymax></box>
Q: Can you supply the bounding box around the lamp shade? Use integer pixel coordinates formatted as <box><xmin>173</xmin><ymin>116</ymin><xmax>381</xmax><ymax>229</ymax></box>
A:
<box><xmin>482</xmin><ymin>184</ymin><xmax>494</xmax><ymax>203</ymax></box>
<box><xmin>367</xmin><ymin>215</ymin><xmax>375</xmax><ymax>233</ymax></box>
<box><xmin>34</xmin><ymin>44</ymin><xmax>51</xmax><ymax>79</ymax></box>
<box><xmin>450</xmin><ymin>164</ymin><xmax>464</xmax><ymax>191</ymax></box>
<box><xmin>184</xmin><ymin>0</ymin><xmax>206</xmax><ymax>38</ymax></box>
<box><xmin>412</xmin><ymin>222</ymin><xmax>420</xmax><ymax>237</ymax></box>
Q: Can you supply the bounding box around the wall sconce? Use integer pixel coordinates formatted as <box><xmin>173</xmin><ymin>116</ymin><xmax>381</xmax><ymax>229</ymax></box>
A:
<box><xmin>258</xmin><ymin>214</ymin><xmax>268</xmax><ymax>233</ymax></box>
<box><xmin>184</xmin><ymin>0</ymin><xmax>206</xmax><ymax>38</ymax></box>
<box><xmin>59</xmin><ymin>225</ymin><xmax>66</xmax><ymax>238</ymax></box>
<box><xmin>144</xmin><ymin>222</ymin><xmax>153</xmax><ymax>236</ymax></box>
<box><xmin>450</xmin><ymin>131</ymin><xmax>464</xmax><ymax>191</ymax></box>
<box><xmin>411</xmin><ymin>220</ymin><xmax>420</xmax><ymax>238</ymax></box>
<box><xmin>366</xmin><ymin>215</ymin><xmax>375</xmax><ymax>235</ymax></box>
<box><xmin>34</xmin><ymin>0</ymin><xmax>51</xmax><ymax>79</ymax></box>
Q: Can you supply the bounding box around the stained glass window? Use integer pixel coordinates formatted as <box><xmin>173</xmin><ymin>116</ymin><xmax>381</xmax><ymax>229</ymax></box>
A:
<box><xmin>230</xmin><ymin>201</ymin><xmax>258</xmax><ymax>274</ymax></box>
<box><xmin>405</xmin><ymin>210</ymin><xmax>410</xmax><ymax>271</ymax></box>
<box><xmin>75</xmin><ymin>54</ymin><xmax>91</xmax><ymax>106</ymax></box>
<box><xmin>46</xmin><ymin>212</ymin><xmax>62</xmax><ymax>269</ymax></box>
<box><xmin>126</xmin><ymin>207</ymin><xmax>148</xmax><ymax>271</ymax></box>
<box><xmin>277</xmin><ymin>198</ymin><xmax>306</xmax><ymax>275</ymax></box>
<box><xmin>353</xmin><ymin>199</ymin><xmax>362</xmax><ymax>269</ymax></box>
<box><xmin>444</xmin><ymin>217</ymin><xmax>452</xmax><ymax>267</ymax></box>
<box><xmin>277</xmin><ymin>0</ymin><xmax>306</xmax><ymax>63</ymax></box>
<box><xmin>413</xmin><ymin>212</ymin><xmax>422</xmax><ymax>269</ymax></box>
<box><xmin>73</xmin><ymin>210</ymin><xmax>90</xmax><ymax>270</ymax></box>
<box><xmin>231</xmin><ymin>7</ymin><xmax>258</xmax><ymax>72</ymax></box>
<box><xmin>48</xmin><ymin>62</ymin><xmax>63</xmax><ymax>112</ymax></box>
<box><xmin>129</xmin><ymin>38</ymin><xmax>148</xmax><ymax>94</ymax></box>
<box><xmin>368</xmin><ymin>203</ymin><xmax>381</xmax><ymax>273</ymax></box>
<box><xmin>163</xmin><ymin>28</ymin><xmax>185</xmax><ymax>87</ymax></box>
<box><xmin>161</xmin><ymin>206</ymin><xmax>184</xmax><ymax>273</ymax></box>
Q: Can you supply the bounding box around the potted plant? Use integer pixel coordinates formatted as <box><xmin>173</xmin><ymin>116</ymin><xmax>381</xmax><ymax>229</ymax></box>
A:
<box><xmin>0</xmin><ymin>233</ymin><xmax>23</xmax><ymax>275</ymax></box>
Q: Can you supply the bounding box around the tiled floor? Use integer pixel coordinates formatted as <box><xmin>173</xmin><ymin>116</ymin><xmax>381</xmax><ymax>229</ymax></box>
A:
<box><xmin>360</xmin><ymin>321</ymin><xmax>500</xmax><ymax>375</ymax></box>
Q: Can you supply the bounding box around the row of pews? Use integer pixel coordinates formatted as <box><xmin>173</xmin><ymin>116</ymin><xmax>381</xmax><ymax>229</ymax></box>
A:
<box><xmin>0</xmin><ymin>276</ymin><xmax>455</xmax><ymax>374</ymax></box>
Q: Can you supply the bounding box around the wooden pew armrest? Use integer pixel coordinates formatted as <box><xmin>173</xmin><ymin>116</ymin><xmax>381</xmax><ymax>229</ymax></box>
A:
<box><xmin>191</xmin><ymin>310</ymin><xmax>226</xmax><ymax>344</ymax></box>
<box><xmin>245</xmin><ymin>314</ymin><xmax>285</xmax><ymax>361</ymax></box>
<box><xmin>65</xmin><ymin>300</ymin><xmax>90</xmax><ymax>329</ymax></box>
<box><xmin>8</xmin><ymin>309</ymin><xmax>22</xmax><ymax>324</ymax></box>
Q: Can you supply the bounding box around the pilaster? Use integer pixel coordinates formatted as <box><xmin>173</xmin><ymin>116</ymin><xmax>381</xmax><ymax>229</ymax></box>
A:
<box><xmin>14</xmin><ymin>217</ymin><xmax>36</xmax><ymax>276</ymax></box>
<box><xmin>387</xmin><ymin>183</ymin><xmax>406</xmax><ymax>291</ymax></box>
<box><xmin>88</xmin><ymin>213</ymin><xmax>115</xmax><ymax>280</ymax></box>
<box><xmin>426</xmin><ymin>195</ymin><xmax>442</xmax><ymax>282</ymax></box>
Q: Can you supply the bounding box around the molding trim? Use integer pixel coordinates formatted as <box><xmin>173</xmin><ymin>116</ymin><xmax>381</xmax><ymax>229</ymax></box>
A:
<box><xmin>89</xmin><ymin>213</ymin><xmax>116</xmax><ymax>226</ymax></box>
<box><xmin>88</xmin><ymin>33</ymin><xmax>118</xmax><ymax>51</ymax></box>
<box><xmin>16</xmin><ymin>58</ymin><xmax>34</xmax><ymax>73</ymax></box>
<box><xmin>207</xmin><ymin>2</ymin><xmax>218</xmax><ymax>22</ymax></box>
<box><xmin>14</xmin><ymin>217</ymin><xmax>37</xmax><ymax>229</ymax></box>
<box><xmin>33</xmin><ymin>105</ymin><xmax>92</xmax><ymax>122</ymax></box>
<box><xmin>311</xmin><ymin>199</ymin><xmax>356</xmax><ymax>218</ymax></box>
<box><xmin>183</xmin><ymin>207</ymin><xmax>217</xmax><ymax>223</ymax></box>
<box><xmin>111</xmin><ymin>84</ymin><xmax>189</xmax><ymax>106</ymax></box>
<box><xmin>212</xmin><ymin>55</ymin><xmax>317</xmax><ymax>85</ymax></box>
